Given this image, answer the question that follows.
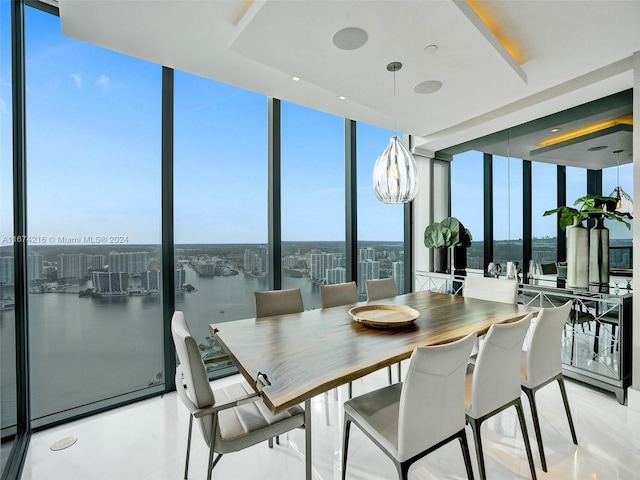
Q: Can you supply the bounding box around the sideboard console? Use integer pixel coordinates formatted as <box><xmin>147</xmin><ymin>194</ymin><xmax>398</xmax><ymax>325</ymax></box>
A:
<box><xmin>415</xmin><ymin>271</ymin><xmax>632</xmax><ymax>404</ymax></box>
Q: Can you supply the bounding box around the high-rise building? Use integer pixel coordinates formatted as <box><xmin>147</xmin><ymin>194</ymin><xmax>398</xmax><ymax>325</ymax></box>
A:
<box><xmin>393</xmin><ymin>261</ymin><xmax>404</xmax><ymax>294</ymax></box>
<box><xmin>0</xmin><ymin>256</ymin><xmax>14</xmax><ymax>285</ymax></box>
<box><xmin>108</xmin><ymin>252</ymin><xmax>149</xmax><ymax>274</ymax></box>
<box><xmin>140</xmin><ymin>270</ymin><xmax>160</xmax><ymax>291</ymax></box>
<box><xmin>357</xmin><ymin>260</ymin><xmax>380</xmax><ymax>294</ymax></box>
<box><xmin>326</xmin><ymin>267</ymin><xmax>346</xmax><ymax>285</ymax></box>
<box><xmin>92</xmin><ymin>271</ymin><xmax>129</xmax><ymax>294</ymax></box>
<box><xmin>28</xmin><ymin>254</ymin><xmax>44</xmax><ymax>281</ymax></box>
<box><xmin>57</xmin><ymin>253</ymin><xmax>90</xmax><ymax>279</ymax></box>
<box><xmin>310</xmin><ymin>253</ymin><xmax>337</xmax><ymax>283</ymax></box>
<box><xmin>358</xmin><ymin>247</ymin><xmax>375</xmax><ymax>262</ymax></box>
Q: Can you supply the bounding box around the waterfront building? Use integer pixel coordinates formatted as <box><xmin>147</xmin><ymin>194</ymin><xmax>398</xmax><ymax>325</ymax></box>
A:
<box><xmin>0</xmin><ymin>256</ymin><xmax>14</xmax><ymax>285</ymax></box>
<box><xmin>393</xmin><ymin>261</ymin><xmax>404</xmax><ymax>294</ymax></box>
<box><xmin>326</xmin><ymin>267</ymin><xmax>346</xmax><ymax>285</ymax></box>
<box><xmin>57</xmin><ymin>253</ymin><xmax>90</xmax><ymax>280</ymax></box>
<box><xmin>92</xmin><ymin>271</ymin><xmax>129</xmax><ymax>294</ymax></box>
<box><xmin>108</xmin><ymin>252</ymin><xmax>149</xmax><ymax>275</ymax></box>
<box><xmin>310</xmin><ymin>253</ymin><xmax>337</xmax><ymax>283</ymax></box>
<box><xmin>27</xmin><ymin>254</ymin><xmax>43</xmax><ymax>281</ymax></box>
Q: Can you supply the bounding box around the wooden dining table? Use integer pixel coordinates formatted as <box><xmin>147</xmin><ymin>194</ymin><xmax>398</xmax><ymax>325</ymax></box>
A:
<box><xmin>210</xmin><ymin>290</ymin><xmax>538</xmax><ymax>480</ymax></box>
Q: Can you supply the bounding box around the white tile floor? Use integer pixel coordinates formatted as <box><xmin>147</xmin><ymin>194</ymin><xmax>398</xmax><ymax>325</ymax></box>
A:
<box><xmin>20</xmin><ymin>366</ymin><xmax>640</xmax><ymax>480</ymax></box>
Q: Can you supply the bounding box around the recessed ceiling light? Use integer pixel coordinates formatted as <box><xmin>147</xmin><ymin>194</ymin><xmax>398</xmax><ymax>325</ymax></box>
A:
<box><xmin>332</xmin><ymin>27</ymin><xmax>368</xmax><ymax>51</ymax></box>
<box><xmin>337</xmin><ymin>95</ymin><xmax>346</xmax><ymax>100</ymax></box>
<box><xmin>291</xmin><ymin>76</ymin><xmax>300</xmax><ymax>82</ymax></box>
<box><xmin>424</xmin><ymin>44</ymin><xmax>438</xmax><ymax>54</ymax></box>
<box><xmin>414</xmin><ymin>80</ymin><xmax>443</xmax><ymax>94</ymax></box>
<box><xmin>587</xmin><ymin>146</ymin><xmax>608</xmax><ymax>151</ymax></box>
<box><xmin>550</xmin><ymin>128</ymin><xmax>561</xmax><ymax>133</ymax></box>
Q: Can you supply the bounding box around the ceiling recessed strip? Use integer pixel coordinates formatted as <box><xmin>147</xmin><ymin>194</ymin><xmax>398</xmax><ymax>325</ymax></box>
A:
<box><xmin>538</xmin><ymin>116</ymin><xmax>633</xmax><ymax>147</ymax></box>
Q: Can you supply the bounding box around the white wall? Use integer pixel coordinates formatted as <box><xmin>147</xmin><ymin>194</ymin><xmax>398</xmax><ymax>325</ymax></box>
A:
<box><xmin>631</xmin><ymin>50</ymin><xmax>640</xmax><ymax>410</ymax></box>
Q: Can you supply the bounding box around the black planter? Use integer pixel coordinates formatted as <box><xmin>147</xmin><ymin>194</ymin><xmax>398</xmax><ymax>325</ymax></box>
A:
<box><xmin>453</xmin><ymin>243</ymin><xmax>467</xmax><ymax>276</ymax></box>
<box><xmin>433</xmin><ymin>247</ymin><xmax>450</xmax><ymax>274</ymax></box>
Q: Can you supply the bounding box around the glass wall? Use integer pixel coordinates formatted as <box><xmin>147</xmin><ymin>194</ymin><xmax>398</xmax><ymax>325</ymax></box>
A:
<box><xmin>0</xmin><ymin>0</ymin><xmax>17</xmax><ymax>466</ymax></box>
<box><xmin>451</xmin><ymin>151</ymin><xmax>484</xmax><ymax>271</ymax></box>
<box><xmin>280</xmin><ymin>102</ymin><xmax>345</xmax><ymax>309</ymax></box>
<box><xmin>174</xmin><ymin>72</ymin><xmax>267</xmax><ymax>374</ymax></box>
<box><xmin>25</xmin><ymin>7</ymin><xmax>163</xmax><ymax>424</ymax></box>
<box><xmin>492</xmin><ymin>155</ymin><xmax>523</xmax><ymax>271</ymax></box>
<box><xmin>603</xmin><ymin>162</ymin><xmax>633</xmax><ymax>269</ymax></box>
<box><xmin>532</xmin><ymin>162</ymin><xmax>558</xmax><ymax>265</ymax></box>
<box><xmin>356</xmin><ymin>124</ymin><xmax>405</xmax><ymax>297</ymax></box>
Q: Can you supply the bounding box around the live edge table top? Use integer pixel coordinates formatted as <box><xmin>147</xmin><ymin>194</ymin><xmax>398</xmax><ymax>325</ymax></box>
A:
<box><xmin>211</xmin><ymin>291</ymin><xmax>537</xmax><ymax>414</ymax></box>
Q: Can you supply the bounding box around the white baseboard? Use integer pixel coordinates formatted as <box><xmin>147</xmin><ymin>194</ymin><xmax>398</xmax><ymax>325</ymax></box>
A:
<box><xmin>628</xmin><ymin>387</ymin><xmax>640</xmax><ymax>411</ymax></box>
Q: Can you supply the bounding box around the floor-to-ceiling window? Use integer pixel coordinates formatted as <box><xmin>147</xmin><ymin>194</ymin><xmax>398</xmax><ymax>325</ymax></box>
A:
<box><xmin>280</xmin><ymin>102</ymin><xmax>345</xmax><ymax>309</ymax></box>
<box><xmin>0</xmin><ymin>0</ymin><xmax>17</xmax><ymax>466</ymax></box>
<box><xmin>603</xmin><ymin>161</ymin><xmax>633</xmax><ymax>270</ymax></box>
<box><xmin>492</xmin><ymin>155</ymin><xmax>523</xmax><ymax>272</ymax></box>
<box><xmin>356</xmin><ymin>124</ymin><xmax>405</xmax><ymax>297</ymax></box>
<box><xmin>173</xmin><ymin>72</ymin><xmax>267</xmax><ymax>374</ymax></box>
<box><xmin>532</xmin><ymin>162</ymin><xmax>558</xmax><ymax>268</ymax></box>
<box><xmin>451</xmin><ymin>151</ymin><xmax>484</xmax><ymax>271</ymax></box>
<box><xmin>25</xmin><ymin>6</ymin><xmax>163</xmax><ymax>425</ymax></box>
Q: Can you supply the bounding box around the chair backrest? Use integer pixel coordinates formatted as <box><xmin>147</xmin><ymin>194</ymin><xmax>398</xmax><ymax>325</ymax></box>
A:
<box><xmin>254</xmin><ymin>288</ymin><xmax>304</xmax><ymax>317</ymax></box>
<box><xmin>365</xmin><ymin>278</ymin><xmax>398</xmax><ymax>301</ymax></box>
<box><xmin>397</xmin><ymin>332</ymin><xmax>476</xmax><ymax>462</ymax></box>
<box><xmin>463</xmin><ymin>275</ymin><xmax>518</xmax><ymax>304</ymax></box>
<box><xmin>171</xmin><ymin>311</ymin><xmax>216</xmax><ymax>444</ymax></box>
<box><xmin>523</xmin><ymin>300</ymin><xmax>572</xmax><ymax>388</ymax></box>
<box><xmin>468</xmin><ymin>314</ymin><xmax>532</xmax><ymax>418</ymax></box>
<box><xmin>320</xmin><ymin>281</ymin><xmax>359</xmax><ymax>308</ymax></box>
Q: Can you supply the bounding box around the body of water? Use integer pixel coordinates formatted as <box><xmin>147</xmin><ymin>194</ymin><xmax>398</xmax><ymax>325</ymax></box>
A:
<box><xmin>0</xmin><ymin>267</ymin><xmax>325</xmax><ymax>427</ymax></box>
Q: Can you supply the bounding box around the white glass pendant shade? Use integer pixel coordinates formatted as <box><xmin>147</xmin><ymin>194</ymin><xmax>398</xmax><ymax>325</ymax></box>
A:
<box><xmin>372</xmin><ymin>136</ymin><xmax>419</xmax><ymax>204</ymax></box>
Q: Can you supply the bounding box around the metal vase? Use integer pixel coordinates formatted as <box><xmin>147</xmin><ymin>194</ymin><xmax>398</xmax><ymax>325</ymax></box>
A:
<box><xmin>589</xmin><ymin>217</ymin><xmax>609</xmax><ymax>286</ymax></box>
<box><xmin>567</xmin><ymin>218</ymin><xmax>589</xmax><ymax>289</ymax></box>
<box><xmin>433</xmin><ymin>247</ymin><xmax>450</xmax><ymax>274</ymax></box>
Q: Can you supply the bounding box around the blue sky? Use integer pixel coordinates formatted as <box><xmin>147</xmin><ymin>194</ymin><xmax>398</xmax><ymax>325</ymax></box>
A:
<box><xmin>1</xmin><ymin>4</ymin><xmax>632</xmax><ymax>246</ymax></box>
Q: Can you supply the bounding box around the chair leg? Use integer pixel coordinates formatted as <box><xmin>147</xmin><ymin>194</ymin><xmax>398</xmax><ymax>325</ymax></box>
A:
<box><xmin>207</xmin><ymin>443</ymin><xmax>216</xmax><ymax>480</ymax></box>
<box><xmin>397</xmin><ymin>362</ymin><xmax>402</xmax><ymax>382</ymax></box>
<box><xmin>342</xmin><ymin>418</ymin><xmax>352</xmax><ymax>480</ymax></box>
<box><xmin>388</xmin><ymin>365</ymin><xmax>393</xmax><ymax>385</ymax></box>
<box><xmin>348</xmin><ymin>381</ymin><xmax>353</xmax><ymax>399</ymax></box>
<box><xmin>557</xmin><ymin>377</ymin><xmax>578</xmax><ymax>445</ymax></box>
<box><xmin>268</xmin><ymin>437</ymin><xmax>273</xmax><ymax>448</ymax></box>
<box><xmin>458</xmin><ymin>431</ymin><xmax>476</xmax><ymax>480</ymax></box>
<box><xmin>184</xmin><ymin>415</ymin><xmax>194</xmax><ymax>480</ymax></box>
<box><xmin>467</xmin><ymin>416</ymin><xmax>487</xmax><ymax>480</ymax></box>
<box><xmin>396</xmin><ymin>461</ymin><xmax>410</xmax><ymax>480</ymax></box>
<box><xmin>514</xmin><ymin>399</ymin><xmax>538</xmax><ymax>480</ymax></box>
<box><xmin>276</xmin><ymin>435</ymin><xmax>280</xmax><ymax>445</ymax></box>
<box><xmin>522</xmin><ymin>386</ymin><xmax>547</xmax><ymax>472</ymax></box>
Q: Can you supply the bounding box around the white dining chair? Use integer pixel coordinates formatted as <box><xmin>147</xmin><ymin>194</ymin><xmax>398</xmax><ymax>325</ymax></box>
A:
<box><xmin>320</xmin><ymin>281</ymin><xmax>359</xmax><ymax>309</ymax></box>
<box><xmin>521</xmin><ymin>300</ymin><xmax>577</xmax><ymax>472</ymax></box>
<box><xmin>463</xmin><ymin>275</ymin><xmax>519</xmax><ymax>304</ymax></box>
<box><xmin>365</xmin><ymin>277</ymin><xmax>399</xmax><ymax>301</ymax></box>
<box><xmin>171</xmin><ymin>311</ymin><xmax>306</xmax><ymax>480</ymax></box>
<box><xmin>365</xmin><ymin>277</ymin><xmax>401</xmax><ymax>384</ymax></box>
<box><xmin>342</xmin><ymin>332</ymin><xmax>477</xmax><ymax>480</ymax></box>
<box><xmin>254</xmin><ymin>287</ymin><xmax>304</xmax><ymax>318</ymax></box>
<box><xmin>465</xmin><ymin>314</ymin><xmax>537</xmax><ymax>480</ymax></box>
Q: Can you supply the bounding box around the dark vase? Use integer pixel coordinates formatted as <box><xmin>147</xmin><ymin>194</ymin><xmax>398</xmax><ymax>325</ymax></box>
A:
<box><xmin>433</xmin><ymin>247</ymin><xmax>450</xmax><ymax>274</ymax></box>
<box><xmin>453</xmin><ymin>243</ymin><xmax>467</xmax><ymax>276</ymax></box>
<box><xmin>589</xmin><ymin>216</ymin><xmax>609</xmax><ymax>286</ymax></box>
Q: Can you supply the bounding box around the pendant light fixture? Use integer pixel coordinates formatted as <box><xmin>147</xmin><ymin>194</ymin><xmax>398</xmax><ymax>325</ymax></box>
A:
<box><xmin>608</xmin><ymin>149</ymin><xmax>633</xmax><ymax>216</ymax></box>
<box><xmin>372</xmin><ymin>62</ymin><xmax>419</xmax><ymax>204</ymax></box>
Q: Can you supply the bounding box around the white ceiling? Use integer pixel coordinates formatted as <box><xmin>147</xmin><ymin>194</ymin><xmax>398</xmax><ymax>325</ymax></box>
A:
<box><xmin>58</xmin><ymin>0</ymin><xmax>640</xmax><ymax>160</ymax></box>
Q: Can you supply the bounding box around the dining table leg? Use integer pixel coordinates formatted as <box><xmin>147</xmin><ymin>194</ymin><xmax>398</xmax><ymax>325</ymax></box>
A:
<box><xmin>305</xmin><ymin>398</ymin><xmax>312</xmax><ymax>480</ymax></box>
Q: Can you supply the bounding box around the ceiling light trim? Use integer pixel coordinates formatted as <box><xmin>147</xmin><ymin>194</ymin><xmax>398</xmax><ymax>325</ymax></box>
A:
<box><xmin>453</xmin><ymin>0</ymin><xmax>527</xmax><ymax>84</ymax></box>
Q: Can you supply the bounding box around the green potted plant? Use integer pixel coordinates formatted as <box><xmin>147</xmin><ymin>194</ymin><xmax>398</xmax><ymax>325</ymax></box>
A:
<box><xmin>543</xmin><ymin>194</ymin><xmax>631</xmax><ymax>289</ymax></box>
<box><xmin>543</xmin><ymin>194</ymin><xmax>631</xmax><ymax>230</ymax></box>
<box><xmin>424</xmin><ymin>217</ymin><xmax>470</xmax><ymax>273</ymax></box>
